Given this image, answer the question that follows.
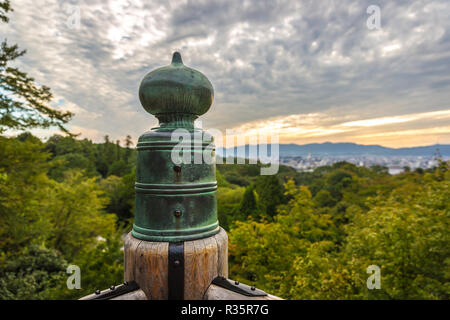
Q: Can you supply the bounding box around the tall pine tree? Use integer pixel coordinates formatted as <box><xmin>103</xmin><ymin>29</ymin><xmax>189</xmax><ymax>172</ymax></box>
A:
<box><xmin>239</xmin><ymin>185</ymin><xmax>258</xmax><ymax>219</ymax></box>
<box><xmin>254</xmin><ymin>175</ymin><xmax>285</xmax><ymax>219</ymax></box>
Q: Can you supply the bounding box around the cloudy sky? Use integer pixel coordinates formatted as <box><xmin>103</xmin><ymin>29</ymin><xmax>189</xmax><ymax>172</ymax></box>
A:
<box><xmin>2</xmin><ymin>0</ymin><xmax>450</xmax><ymax>147</ymax></box>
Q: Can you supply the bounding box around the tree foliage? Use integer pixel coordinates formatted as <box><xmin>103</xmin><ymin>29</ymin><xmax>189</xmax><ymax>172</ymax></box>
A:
<box><xmin>0</xmin><ymin>135</ymin><xmax>125</xmax><ymax>299</ymax></box>
<box><xmin>228</xmin><ymin>163</ymin><xmax>450</xmax><ymax>299</ymax></box>
<box><xmin>0</xmin><ymin>245</ymin><xmax>67</xmax><ymax>300</ymax></box>
<box><xmin>0</xmin><ymin>1</ymin><xmax>72</xmax><ymax>133</ymax></box>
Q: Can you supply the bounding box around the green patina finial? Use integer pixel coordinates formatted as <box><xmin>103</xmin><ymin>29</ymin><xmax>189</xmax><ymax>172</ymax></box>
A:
<box><xmin>171</xmin><ymin>51</ymin><xmax>183</xmax><ymax>64</ymax></box>
<box><xmin>138</xmin><ymin>52</ymin><xmax>214</xmax><ymax>130</ymax></box>
<box><xmin>133</xmin><ymin>52</ymin><xmax>219</xmax><ymax>242</ymax></box>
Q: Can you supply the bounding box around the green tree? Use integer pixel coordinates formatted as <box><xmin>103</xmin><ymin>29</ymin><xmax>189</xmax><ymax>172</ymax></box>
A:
<box><xmin>115</xmin><ymin>140</ymin><xmax>121</xmax><ymax>161</ymax></box>
<box><xmin>44</xmin><ymin>135</ymin><xmax>83</xmax><ymax>156</ymax></box>
<box><xmin>313</xmin><ymin>189</ymin><xmax>336</xmax><ymax>208</ymax></box>
<box><xmin>0</xmin><ymin>135</ymin><xmax>52</xmax><ymax>252</ymax></box>
<box><xmin>326</xmin><ymin>169</ymin><xmax>353</xmax><ymax>201</ymax></box>
<box><xmin>288</xmin><ymin>241</ymin><xmax>358</xmax><ymax>299</ymax></box>
<box><xmin>108</xmin><ymin>159</ymin><xmax>128</xmax><ymax>177</ymax></box>
<box><xmin>254</xmin><ymin>175</ymin><xmax>285</xmax><ymax>218</ymax></box>
<box><xmin>0</xmin><ymin>1</ymin><xmax>72</xmax><ymax>133</ymax></box>
<box><xmin>124</xmin><ymin>134</ymin><xmax>133</xmax><ymax>162</ymax></box>
<box><xmin>217</xmin><ymin>186</ymin><xmax>245</xmax><ymax>231</ymax></box>
<box><xmin>49</xmin><ymin>236</ymin><xmax>124</xmax><ymax>300</ymax></box>
<box><xmin>43</xmin><ymin>171</ymin><xmax>117</xmax><ymax>258</ymax></box>
<box><xmin>229</xmin><ymin>181</ymin><xmax>335</xmax><ymax>298</ymax></box>
<box><xmin>239</xmin><ymin>185</ymin><xmax>258</xmax><ymax>219</ymax></box>
<box><xmin>343</xmin><ymin>172</ymin><xmax>450</xmax><ymax>299</ymax></box>
<box><xmin>99</xmin><ymin>169</ymin><xmax>135</xmax><ymax>224</ymax></box>
<box><xmin>48</xmin><ymin>153</ymin><xmax>97</xmax><ymax>181</ymax></box>
<box><xmin>0</xmin><ymin>245</ymin><xmax>67</xmax><ymax>300</ymax></box>
<box><xmin>229</xmin><ymin>165</ymin><xmax>450</xmax><ymax>300</ymax></box>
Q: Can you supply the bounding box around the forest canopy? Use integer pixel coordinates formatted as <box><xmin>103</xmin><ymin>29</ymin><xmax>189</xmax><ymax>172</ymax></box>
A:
<box><xmin>1</xmin><ymin>131</ymin><xmax>448</xmax><ymax>299</ymax></box>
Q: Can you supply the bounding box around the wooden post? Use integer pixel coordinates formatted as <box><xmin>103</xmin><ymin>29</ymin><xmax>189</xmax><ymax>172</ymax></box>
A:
<box><xmin>124</xmin><ymin>227</ymin><xmax>228</xmax><ymax>300</ymax></box>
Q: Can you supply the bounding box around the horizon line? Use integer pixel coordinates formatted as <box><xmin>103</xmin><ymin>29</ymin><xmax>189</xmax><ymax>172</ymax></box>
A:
<box><xmin>217</xmin><ymin>141</ymin><xmax>449</xmax><ymax>150</ymax></box>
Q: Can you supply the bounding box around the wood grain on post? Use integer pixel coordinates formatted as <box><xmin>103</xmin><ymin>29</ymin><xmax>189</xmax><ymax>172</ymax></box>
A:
<box><xmin>123</xmin><ymin>232</ymin><xmax>141</xmax><ymax>285</ymax></box>
<box><xmin>123</xmin><ymin>227</ymin><xmax>228</xmax><ymax>300</ymax></box>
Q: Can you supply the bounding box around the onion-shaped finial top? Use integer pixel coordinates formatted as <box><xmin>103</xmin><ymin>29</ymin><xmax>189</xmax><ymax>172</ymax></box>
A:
<box><xmin>138</xmin><ymin>52</ymin><xmax>214</xmax><ymax>128</ymax></box>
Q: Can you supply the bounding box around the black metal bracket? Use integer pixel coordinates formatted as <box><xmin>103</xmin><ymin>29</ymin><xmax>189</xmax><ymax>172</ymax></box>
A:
<box><xmin>168</xmin><ymin>242</ymin><xmax>184</xmax><ymax>300</ymax></box>
<box><xmin>85</xmin><ymin>281</ymin><xmax>140</xmax><ymax>300</ymax></box>
<box><xmin>211</xmin><ymin>277</ymin><xmax>267</xmax><ymax>297</ymax></box>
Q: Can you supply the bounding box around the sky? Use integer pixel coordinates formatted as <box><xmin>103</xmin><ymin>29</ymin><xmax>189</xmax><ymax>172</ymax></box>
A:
<box><xmin>1</xmin><ymin>0</ymin><xmax>450</xmax><ymax>148</ymax></box>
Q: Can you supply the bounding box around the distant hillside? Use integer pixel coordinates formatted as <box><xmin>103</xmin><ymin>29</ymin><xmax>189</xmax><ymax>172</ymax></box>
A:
<box><xmin>217</xmin><ymin>143</ymin><xmax>450</xmax><ymax>158</ymax></box>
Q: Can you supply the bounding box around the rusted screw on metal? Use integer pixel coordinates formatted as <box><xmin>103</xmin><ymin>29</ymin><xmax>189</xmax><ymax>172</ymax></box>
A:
<box><xmin>174</xmin><ymin>209</ymin><xmax>182</xmax><ymax>217</ymax></box>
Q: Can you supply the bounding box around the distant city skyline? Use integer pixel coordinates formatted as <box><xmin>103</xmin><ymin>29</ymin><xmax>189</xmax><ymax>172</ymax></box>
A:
<box><xmin>279</xmin><ymin>154</ymin><xmax>444</xmax><ymax>175</ymax></box>
<box><xmin>2</xmin><ymin>0</ymin><xmax>449</xmax><ymax>148</ymax></box>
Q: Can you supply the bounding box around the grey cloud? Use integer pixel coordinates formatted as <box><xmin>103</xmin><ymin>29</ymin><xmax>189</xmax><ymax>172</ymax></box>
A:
<box><xmin>1</xmin><ymin>0</ymin><xmax>449</xmax><ymax>143</ymax></box>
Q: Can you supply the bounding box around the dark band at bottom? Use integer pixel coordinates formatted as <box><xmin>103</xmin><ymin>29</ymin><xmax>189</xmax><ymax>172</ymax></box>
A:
<box><xmin>168</xmin><ymin>242</ymin><xmax>184</xmax><ymax>300</ymax></box>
